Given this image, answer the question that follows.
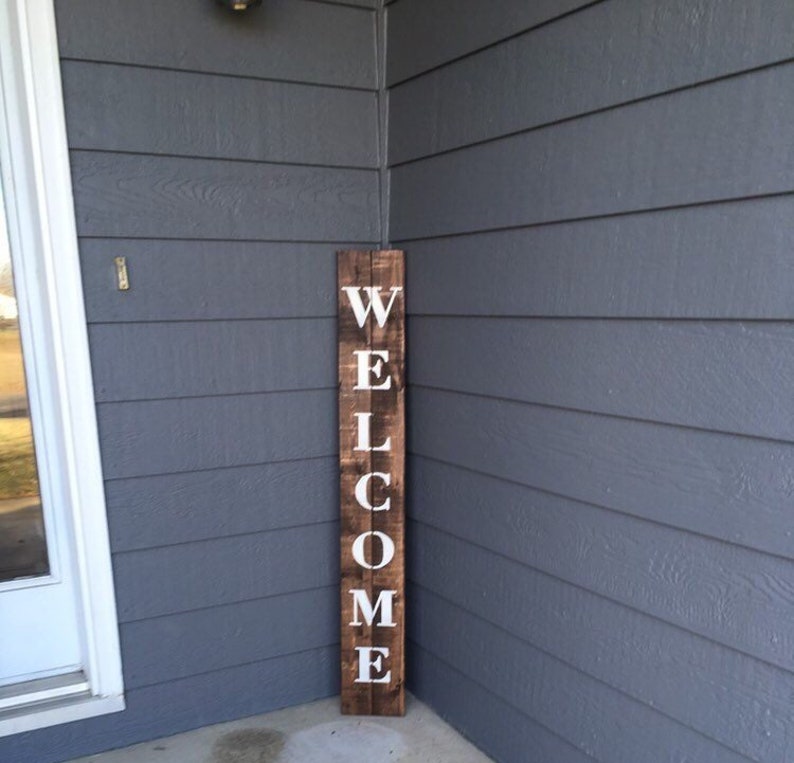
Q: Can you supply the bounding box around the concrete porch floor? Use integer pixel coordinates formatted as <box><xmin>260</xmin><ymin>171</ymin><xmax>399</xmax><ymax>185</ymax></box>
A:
<box><xmin>68</xmin><ymin>695</ymin><xmax>494</xmax><ymax>763</ymax></box>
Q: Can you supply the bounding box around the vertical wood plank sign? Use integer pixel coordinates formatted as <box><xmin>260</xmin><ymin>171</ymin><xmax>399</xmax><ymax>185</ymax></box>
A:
<box><xmin>338</xmin><ymin>250</ymin><xmax>405</xmax><ymax>716</ymax></box>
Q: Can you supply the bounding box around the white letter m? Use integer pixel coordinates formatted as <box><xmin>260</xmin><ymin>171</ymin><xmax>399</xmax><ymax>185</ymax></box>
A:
<box><xmin>349</xmin><ymin>589</ymin><xmax>397</xmax><ymax>627</ymax></box>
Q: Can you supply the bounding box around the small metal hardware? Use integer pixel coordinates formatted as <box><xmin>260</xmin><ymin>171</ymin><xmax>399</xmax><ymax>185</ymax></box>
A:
<box><xmin>217</xmin><ymin>0</ymin><xmax>262</xmax><ymax>11</ymax></box>
<box><xmin>114</xmin><ymin>256</ymin><xmax>129</xmax><ymax>291</ymax></box>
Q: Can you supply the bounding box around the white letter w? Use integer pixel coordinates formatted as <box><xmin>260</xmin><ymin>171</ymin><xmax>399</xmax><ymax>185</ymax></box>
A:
<box><xmin>341</xmin><ymin>287</ymin><xmax>403</xmax><ymax>328</ymax></box>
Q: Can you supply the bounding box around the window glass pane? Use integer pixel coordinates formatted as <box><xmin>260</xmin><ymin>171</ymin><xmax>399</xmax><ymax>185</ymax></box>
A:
<box><xmin>0</xmin><ymin>241</ymin><xmax>48</xmax><ymax>582</ymax></box>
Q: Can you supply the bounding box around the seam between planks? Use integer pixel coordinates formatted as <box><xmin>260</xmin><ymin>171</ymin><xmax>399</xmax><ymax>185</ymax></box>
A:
<box><xmin>95</xmin><ymin>385</ymin><xmax>338</xmax><ymax>407</ymax></box>
<box><xmin>410</xmin><ymin>382</ymin><xmax>794</xmax><ymax>447</ymax></box>
<box><xmin>78</xmin><ymin>236</ymin><xmax>380</xmax><ymax>246</ymax></box>
<box><xmin>406</xmin><ymin>449</ymin><xmax>794</xmax><ymax>566</ymax></box>
<box><xmin>112</xmin><ymin>521</ymin><xmax>339</xmax><ymax>559</ymax></box>
<box><xmin>103</xmin><ymin>453</ymin><xmax>334</xmax><ymax>485</ymax></box>
<box><xmin>124</xmin><ymin>644</ymin><xmax>339</xmax><ymax>693</ymax></box>
<box><xmin>385</xmin><ymin>0</ymin><xmax>606</xmax><ymax>89</ymax></box>
<box><xmin>407</xmin><ymin>515</ymin><xmax>794</xmax><ymax>678</ymax></box>
<box><xmin>102</xmin><ymin>452</ymin><xmax>338</xmax><ymax>484</ymax></box>
<box><xmin>118</xmin><ymin>584</ymin><xmax>339</xmax><ymax>627</ymax></box>
<box><xmin>408</xmin><ymin>584</ymin><xmax>759</xmax><ymax>763</ymax></box>
<box><xmin>390</xmin><ymin>189</ymin><xmax>794</xmax><ymax>244</ymax></box>
<box><xmin>69</xmin><ymin>146</ymin><xmax>379</xmax><ymax>173</ymax></box>
<box><xmin>408</xmin><ymin>639</ymin><xmax>600</xmax><ymax>762</ymax></box>
<box><xmin>387</xmin><ymin>56</ymin><xmax>794</xmax><ymax>168</ymax></box>
<box><xmin>59</xmin><ymin>57</ymin><xmax>377</xmax><ymax>93</ymax></box>
<box><xmin>88</xmin><ymin>317</ymin><xmax>338</xmax><ymax>327</ymax></box>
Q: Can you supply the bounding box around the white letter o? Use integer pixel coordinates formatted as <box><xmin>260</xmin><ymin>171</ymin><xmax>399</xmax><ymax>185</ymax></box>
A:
<box><xmin>352</xmin><ymin>531</ymin><xmax>395</xmax><ymax>570</ymax></box>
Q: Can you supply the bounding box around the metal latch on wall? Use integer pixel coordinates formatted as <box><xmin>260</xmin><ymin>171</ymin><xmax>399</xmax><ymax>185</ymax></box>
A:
<box><xmin>114</xmin><ymin>256</ymin><xmax>129</xmax><ymax>291</ymax></box>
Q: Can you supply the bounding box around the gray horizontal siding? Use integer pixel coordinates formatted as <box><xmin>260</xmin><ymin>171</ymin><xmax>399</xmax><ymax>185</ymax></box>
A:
<box><xmin>97</xmin><ymin>389</ymin><xmax>335</xmax><ymax>479</ymax></box>
<box><xmin>409</xmin><ymin>458</ymin><xmax>794</xmax><ymax>674</ymax></box>
<box><xmin>79</xmin><ymin>240</ymin><xmax>366</xmax><ymax>324</ymax></box>
<box><xmin>0</xmin><ymin>3</ymin><xmax>380</xmax><ymax>762</ymax></box>
<box><xmin>56</xmin><ymin>0</ymin><xmax>376</xmax><ymax>89</ymax></box>
<box><xmin>89</xmin><ymin>319</ymin><xmax>335</xmax><ymax>402</ymax></box>
<box><xmin>0</xmin><ymin>646</ymin><xmax>336</xmax><ymax>763</ymax></box>
<box><xmin>113</xmin><ymin>522</ymin><xmax>337</xmax><ymax>622</ymax></box>
<box><xmin>410</xmin><ymin>461</ymin><xmax>794</xmax><ymax>760</ymax></box>
<box><xmin>62</xmin><ymin>61</ymin><xmax>378</xmax><ymax>167</ymax></box>
<box><xmin>105</xmin><ymin>457</ymin><xmax>337</xmax><ymax>553</ymax></box>
<box><xmin>402</xmin><ymin>197</ymin><xmax>794</xmax><ymax>320</ymax></box>
<box><xmin>412</xmin><ymin>528</ymin><xmax>792</xmax><ymax>761</ymax></box>
<box><xmin>408</xmin><ymin>583</ymin><xmax>749</xmax><ymax>763</ymax></box>
<box><xmin>410</xmin><ymin>387</ymin><xmax>794</xmax><ymax>560</ymax></box>
<box><xmin>120</xmin><ymin>587</ymin><xmax>337</xmax><ymax>689</ymax></box>
<box><xmin>391</xmin><ymin>61</ymin><xmax>794</xmax><ymax>241</ymax></box>
<box><xmin>391</xmin><ymin>2</ymin><xmax>794</xmax><ymax>761</ymax></box>
<box><xmin>389</xmin><ymin>0</ymin><xmax>794</xmax><ymax>164</ymax></box>
<box><xmin>386</xmin><ymin>0</ymin><xmax>591</xmax><ymax>85</ymax></box>
<box><xmin>71</xmin><ymin>151</ymin><xmax>379</xmax><ymax>241</ymax></box>
<box><xmin>410</xmin><ymin>317</ymin><xmax>794</xmax><ymax>441</ymax></box>
<box><xmin>409</xmin><ymin>645</ymin><xmax>594</xmax><ymax>763</ymax></box>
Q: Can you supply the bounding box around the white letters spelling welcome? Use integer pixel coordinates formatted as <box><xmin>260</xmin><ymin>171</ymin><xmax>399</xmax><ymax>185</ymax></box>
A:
<box><xmin>343</xmin><ymin>285</ymin><xmax>402</xmax><ymax>686</ymax></box>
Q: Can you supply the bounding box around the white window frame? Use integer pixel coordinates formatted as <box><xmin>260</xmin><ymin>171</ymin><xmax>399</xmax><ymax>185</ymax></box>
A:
<box><xmin>0</xmin><ymin>0</ymin><xmax>124</xmax><ymax>736</ymax></box>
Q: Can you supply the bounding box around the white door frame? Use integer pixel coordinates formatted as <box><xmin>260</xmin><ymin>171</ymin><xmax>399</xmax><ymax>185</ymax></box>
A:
<box><xmin>0</xmin><ymin>0</ymin><xmax>124</xmax><ymax>735</ymax></box>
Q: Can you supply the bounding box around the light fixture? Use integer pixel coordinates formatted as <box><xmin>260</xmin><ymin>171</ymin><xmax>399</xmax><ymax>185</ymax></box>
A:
<box><xmin>217</xmin><ymin>0</ymin><xmax>262</xmax><ymax>11</ymax></box>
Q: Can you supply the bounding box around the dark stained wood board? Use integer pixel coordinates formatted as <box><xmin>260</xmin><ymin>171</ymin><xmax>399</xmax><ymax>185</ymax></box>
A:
<box><xmin>338</xmin><ymin>250</ymin><xmax>405</xmax><ymax>716</ymax></box>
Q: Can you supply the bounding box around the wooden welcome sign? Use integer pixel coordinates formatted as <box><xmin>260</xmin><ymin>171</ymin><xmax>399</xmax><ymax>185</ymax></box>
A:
<box><xmin>338</xmin><ymin>250</ymin><xmax>405</xmax><ymax>716</ymax></box>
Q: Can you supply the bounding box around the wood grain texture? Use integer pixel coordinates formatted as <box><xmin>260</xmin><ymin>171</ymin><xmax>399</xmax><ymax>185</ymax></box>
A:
<box><xmin>121</xmin><ymin>587</ymin><xmax>337</xmax><ymax>689</ymax></box>
<box><xmin>386</xmin><ymin>0</ymin><xmax>591</xmax><ymax>85</ymax></box>
<box><xmin>338</xmin><ymin>251</ymin><xmax>375</xmax><ymax>715</ymax></box>
<box><xmin>71</xmin><ymin>151</ymin><xmax>379</xmax><ymax>241</ymax></box>
<box><xmin>0</xmin><ymin>646</ymin><xmax>337</xmax><ymax>763</ymax></box>
<box><xmin>410</xmin><ymin>521</ymin><xmax>794</xmax><ymax>762</ymax></box>
<box><xmin>113</xmin><ymin>523</ymin><xmax>337</xmax><ymax>622</ymax></box>
<box><xmin>410</xmin><ymin>388</ymin><xmax>794</xmax><ymax>560</ymax></box>
<box><xmin>410</xmin><ymin>458</ymin><xmax>794</xmax><ymax>673</ymax></box>
<box><xmin>368</xmin><ymin>252</ymin><xmax>406</xmax><ymax>715</ymax></box>
<box><xmin>337</xmin><ymin>251</ymin><xmax>376</xmax><ymax>715</ymax></box>
<box><xmin>389</xmin><ymin>0</ymin><xmax>794</xmax><ymax>163</ymax></box>
<box><xmin>105</xmin><ymin>458</ymin><xmax>337</xmax><ymax>553</ymax></box>
<box><xmin>89</xmin><ymin>319</ymin><xmax>335</xmax><ymax>402</ymax></box>
<box><xmin>402</xmin><ymin>196</ymin><xmax>794</xmax><ymax>319</ymax></box>
<box><xmin>55</xmin><ymin>0</ymin><xmax>376</xmax><ymax>89</ymax></box>
<box><xmin>408</xmin><ymin>585</ymin><xmax>749</xmax><ymax>763</ymax></box>
<box><xmin>79</xmin><ymin>240</ymin><xmax>376</xmax><ymax>324</ymax></box>
<box><xmin>410</xmin><ymin>318</ymin><xmax>794</xmax><ymax>441</ymax></box>
<box><xmin>97</xmin><ymin>389</ymin><xmax>335</xmax><ymax>479</ymax></box>
<box><xmin>338</xmin><ymin>250</ymin><xmax>405</xmax><ymax>715</ymax></box>
<box><xmin>390</xmin><ymin>62</ymin><xmax>794</xmax><ymax>240</ymax></box>
<box><xmin>409</xmin><ymin>645</ymin><xmax>595</xmax><ymax>763</ymax></box>
<box><xmin>62</xmin><ymin>61</ymin><xmax>378</xmax><ymax>167</ymax></box>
